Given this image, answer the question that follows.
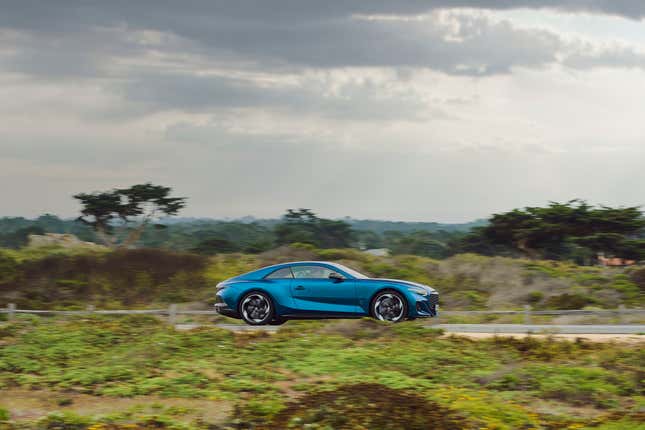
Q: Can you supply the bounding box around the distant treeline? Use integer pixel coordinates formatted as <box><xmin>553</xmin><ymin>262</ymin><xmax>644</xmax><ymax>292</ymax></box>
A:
<box><xmin>0</xmin><ymin>210</ymin><xmax>480</xmax><ymax>259</ymax></box>
<box><xmin>1</xmin><ymin>201</ymin><xmax>643</xmax><ymax>263</ymax></box>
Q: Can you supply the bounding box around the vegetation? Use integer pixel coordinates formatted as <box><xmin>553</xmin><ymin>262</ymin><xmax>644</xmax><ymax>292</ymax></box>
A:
<box><xmin>0</xmin><ymin>196</ymin><xmax>643</xmax><ymax>429</ymax></box>
<box><xmin>3</xmin><ymin>201</ymin><xmax>643</xmax><ymax>263</ymax></box>
<box><xmin>0</xmin><ymin>246</ymin><xmax>642</xmax><ymax>311</ymax></box>
<box><xmin>274</xmin><ymin>209</ymin><xmax>355</xmax><ymax>249</ymax></box>
<box><xmin>0</xmin><ymin>317</ymin><xmax>642</xmax><ymax>429</ymax></box>
<box><xmin>459</xmin><ymin>201</ymin><xmax>645</xmax><ymax>263</ymax></box>
<box><xmin>74</xmin><ymin>183</ymin><xmax>187</xmax><ymax>249</ymax></box>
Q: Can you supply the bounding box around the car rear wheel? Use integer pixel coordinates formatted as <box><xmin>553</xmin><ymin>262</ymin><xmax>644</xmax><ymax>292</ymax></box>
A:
<box><xmin>239</xmin><ymin>292</ymin><xmax>274</xmax><ymax>325</ymax></box>
<box><xmin>371</xmin><ymin>290</ymin><xmax>407</xmax><ymax>322</ymax></box>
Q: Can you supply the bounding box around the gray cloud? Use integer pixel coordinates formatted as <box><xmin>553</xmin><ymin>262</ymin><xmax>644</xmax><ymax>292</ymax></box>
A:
<box><xmin>1</xmin><ymin>1</ymin><xmax>645</xmax><ymax>84</ymax></box>
<box><xmin>115</xmin><ymin>71</ymin><xmax>434</xmax><ymax>120</ymax></box>
<box><xmin>1</xmin><ymin>1</ymin><xmax>645</xmax><ymax>33</ymax></box>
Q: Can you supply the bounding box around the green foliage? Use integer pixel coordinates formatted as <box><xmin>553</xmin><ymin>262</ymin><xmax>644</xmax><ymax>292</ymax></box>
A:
<box><xmin>0</xmin><ymin>248</ymin><xmax>208</xmax><ymax>308</ymax></box>
<box><xmin>274</xmin><ymin>209</ymin><xmax>355</xmax><ymax>248</ymax></box>
<box><xmin>462</xmin><ymin>200</ymin><xmax>644</xmax><ymax>262</ymax></box>
<box><xmin>1</xmin><ymin>246</ymin><xmax>642</xmax><ymax>310</ymax></box>
<box><xmin>0</xmin><ymin>318</ymin><xmax>641</xmax><ymax>429</ymax></box>
<box><xmin>2</xmin><ymin>202</ymin><xmax>641</xmax><ymax>263</ymax></box>
<box><xmin>0</xmin><ymin>226</ymin><xmax>45</xmax><ymax>249</ymax></box>
<box><xmin>264</xmin><ymin>383</ymin><xmax>467</xmax><ymax>429</ymax></box>
<box><xmin>0</xmin><ymin>250</ymin><xmax>18</xmax><ymax>284</ymax></box>
<box><xmin>37</xmin><ymin>412</ymin><xmax>91</xmax><ymax>429</ymax></box>
<box><xmin>527</xmin><ymin>291</ymin><xmax>544</xmax><ymax>305</ymax></box>
<box><xmin>630</xmin><ymin>267</ymin><xmax>645</xmax><ymax>291</ymax></box>
<box><xmin>544</xmin><ymin>293</ymin><xmax>597</xmax><ymax>310</ymax></box>
<box><xmin>74</xmin><ymin>183</ymin><xmax>187</xmax><ymax>249</ymax></box>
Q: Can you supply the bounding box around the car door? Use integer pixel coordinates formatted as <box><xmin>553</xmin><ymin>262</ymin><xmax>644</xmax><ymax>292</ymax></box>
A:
<box><xmin>290</xmin><ymin>265</ymin><xmax>359</xmax><ymax>314</ymax></box>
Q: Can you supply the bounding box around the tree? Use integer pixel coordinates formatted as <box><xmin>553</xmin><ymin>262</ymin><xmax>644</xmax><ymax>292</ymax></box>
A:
<box><xmin>192</xmin><ymin>237</ymin><xmax>239</xmax><ymax>255</ymax></box>
<box><xmin>471</xmin><ymin>200</ymin><xmax>644</xmax><ymax>262</ymax></box>
<box><xmin>74</xmin><ymin>183</ymin><xmax>186</xmax><ymax>249</ymax></box>
<box><xmin>274</xmin><ymin>209</ymin><xmax>355</xmax><ymax>248</ymax></box>
<box><xmin>0</xmin><ymin>226</ymin><xmax>45</xmax><ymax>249</ymax></box>
<box><xmin>383</xmin><ymin>230</ymin><xmax>452</xmax><ymax>259</ymax></box>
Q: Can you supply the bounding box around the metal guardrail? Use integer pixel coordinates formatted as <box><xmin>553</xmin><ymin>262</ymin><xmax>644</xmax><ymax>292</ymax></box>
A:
<box><xmin>1</xmin><ymin>303</ymin><xmax>644</xmax><ymax>325</ymax></box>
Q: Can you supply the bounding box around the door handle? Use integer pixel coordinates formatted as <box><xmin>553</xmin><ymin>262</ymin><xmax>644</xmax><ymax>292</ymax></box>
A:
<box><xmin>294</xmin><ymin>285</ymin><xmax>305</xmax><ymax>290</ymax></box>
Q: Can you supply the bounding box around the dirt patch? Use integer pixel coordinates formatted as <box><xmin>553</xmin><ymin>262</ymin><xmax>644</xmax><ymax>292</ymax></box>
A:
<box><xmin>445</xmin><ymin>332</ymin><xmax>645</xmax><ymax>344</ymax></box>
<box><xmin>260</xmin><ymin>383</ymin><xmax>468</xmax><ymax>430</ymax></box>
<box><xmin>0</xmin><ymin>389</ymin><xmax>231</xmax><ymax>424</ymax></box>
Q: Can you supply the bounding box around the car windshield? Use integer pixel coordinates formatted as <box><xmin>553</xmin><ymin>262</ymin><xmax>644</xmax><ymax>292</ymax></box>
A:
<box><xmin>333</xmin><ymin>263</ymin><xmax>369</xmax><ymax>279</ymax></box>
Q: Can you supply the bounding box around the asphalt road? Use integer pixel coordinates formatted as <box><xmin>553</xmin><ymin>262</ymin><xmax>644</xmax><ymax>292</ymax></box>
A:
<box><xmin>174</xmin><ymin>323</ymin><xmax>645</xmax><ymax>334</ymax></box>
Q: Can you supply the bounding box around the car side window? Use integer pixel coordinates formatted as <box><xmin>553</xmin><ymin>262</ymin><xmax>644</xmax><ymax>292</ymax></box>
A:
<box><xmin>291</xmin><ymin>265</ymin><xmax>335</xmax><ymax>279</ymax></box>
<box><xmin>265</xmin><ymin>267</ymin><xmax>294</xmax><ymax>279</ymax></box>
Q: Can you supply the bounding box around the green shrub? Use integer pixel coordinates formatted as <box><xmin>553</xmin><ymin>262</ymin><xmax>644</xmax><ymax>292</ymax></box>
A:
<box><xmin>0</xmin><ymin>250</ymin><xmax>18</xmax><ymax>284</ymax></box>
<box><xmin>527</xmin><ymin>291</ymin><xmax>544</xmax><ymax>305</ymax></box>
<box><xmin>37</xmin><ymin>412</ymin><xmax>91</xmax><ymax>430</ymax></box>
<box><xmin>544</xmin><ymin>293</ymin><xmax>596</xmax><ymax>310</ymax></box>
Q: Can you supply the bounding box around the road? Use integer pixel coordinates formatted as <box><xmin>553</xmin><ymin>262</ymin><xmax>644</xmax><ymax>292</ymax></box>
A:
<box><xmin>174</xmin><ymin>323</ymin><xmax>645</xmax><ymax>335</ymax></box>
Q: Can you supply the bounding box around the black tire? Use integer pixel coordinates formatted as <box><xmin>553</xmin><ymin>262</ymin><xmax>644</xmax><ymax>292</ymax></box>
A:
<box><xmin>370</xmin><ymin>290</ymin><xmax>408</xmax><ymax>323</ymax></box>
<box><xmin>239</xmin><ymin>291</ymin><xmax>274</xmax><ymax>325</ymax></box>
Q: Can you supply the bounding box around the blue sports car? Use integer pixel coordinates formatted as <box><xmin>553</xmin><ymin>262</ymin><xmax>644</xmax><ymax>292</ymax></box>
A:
<box><xmin>214</xmin><ymin>261</ymin><xmax>438</xmax><ymax>325</ymax></box>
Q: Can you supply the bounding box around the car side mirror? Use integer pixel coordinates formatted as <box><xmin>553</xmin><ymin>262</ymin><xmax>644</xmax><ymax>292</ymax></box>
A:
<box><xmin>329</xmin><ymin>272</ymin><xmax>344</xmax><ymax>281</ymax></box>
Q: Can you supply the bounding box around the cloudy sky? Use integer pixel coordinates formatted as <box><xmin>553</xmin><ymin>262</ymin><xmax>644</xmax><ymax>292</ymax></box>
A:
<box><xmin>1</xmin><ymin>1</ymin><xmax>644</xmax><ymax>222</ymax></box>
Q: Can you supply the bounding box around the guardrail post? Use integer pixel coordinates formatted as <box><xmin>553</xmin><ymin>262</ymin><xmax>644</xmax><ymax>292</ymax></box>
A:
<box><xmin>524</xmin><ymin>305</ymin><xmax>532</xmax><ymax>325</ymax></box>
<box><xmin>86</xmin><ymin>304</ymin><xmax>95</xmax><ymax>314</ymax></box>
<box><xmin>168</xmin><ymin>303</ymin><xmax>177</xmax><ymax>326</ymax></box>
<box><xmin>618</xmin><ymin>305</ymin><xmax>625</xmax><ymax>324</ymax></box>
<box><xmin>8</xmin><ymin>303</ymin><xmax>16</xmax><ymax>321</ymax></box>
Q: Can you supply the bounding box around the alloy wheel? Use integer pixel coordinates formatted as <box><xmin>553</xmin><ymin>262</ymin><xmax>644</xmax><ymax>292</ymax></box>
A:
<box><xmin>374</xmin><ymin>293</ymin><xmax>405</xmax><ymax>322</ymax></box>
<box><xmin>241</xmin><ymin>293</ymin><xmax>271</xmax><ymax>324</ymax></box>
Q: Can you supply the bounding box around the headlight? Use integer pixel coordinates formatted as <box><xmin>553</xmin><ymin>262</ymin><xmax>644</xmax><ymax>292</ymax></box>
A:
<box><xmin>408</xmin><ymin>286</ymin><xmax>428</xmax><ymax>296</ymax></box>
<box><xmin>216</xmin><ymin>282</ymin><xmax>226</xmax><ymax>290</ymax></box>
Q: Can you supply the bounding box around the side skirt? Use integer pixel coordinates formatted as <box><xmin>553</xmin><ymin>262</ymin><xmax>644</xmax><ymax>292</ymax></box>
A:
<box><xmin>279</xmin><ymin>313</ymin><xmax>366</xmax><ymax>320</ymax></box>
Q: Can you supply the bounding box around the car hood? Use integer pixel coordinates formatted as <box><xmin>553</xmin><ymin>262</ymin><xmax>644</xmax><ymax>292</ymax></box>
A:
<box><xmin>367</xmin><ymin>278</ymin><xmax>437</xmax><ymax>294</ymax></box>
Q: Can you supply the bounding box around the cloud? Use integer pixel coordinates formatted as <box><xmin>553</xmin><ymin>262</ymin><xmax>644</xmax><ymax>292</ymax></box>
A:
<box><xmin>2</xmin><ymin>1</ymin><xmax>645</xmax><ymax>33</ymax></box>
<box><xmin>2</xmin><ymin>2</ymin><xmax>645</xmax><ymax>85</ymax></box>
<box><xmin>114</xmin><ymin>70</ymin><xmax>436</xmax><ymax>121</ymax></box>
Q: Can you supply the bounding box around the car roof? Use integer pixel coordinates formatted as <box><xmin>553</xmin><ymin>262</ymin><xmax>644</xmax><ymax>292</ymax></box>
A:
<box><xmin>234</xmin><ymin>261</ymin><xmax>346</xmax><ymax>280</ymax></box>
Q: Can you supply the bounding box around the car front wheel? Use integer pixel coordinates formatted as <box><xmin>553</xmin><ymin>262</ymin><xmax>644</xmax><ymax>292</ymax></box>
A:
<box><xmin>239</xmin><ymin>292</ymin><xmax>274</xmax><ymax>325</ymax></box>
<box><xmin>371</xmin><ymin>290</ymin><xmax>408</xmax><ymax>322</ymax></box>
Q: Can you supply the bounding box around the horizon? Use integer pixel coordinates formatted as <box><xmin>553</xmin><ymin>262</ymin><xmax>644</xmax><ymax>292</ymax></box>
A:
<box><xmin>0</xmin><ymin>211</ymin><xmax>488</xmax><ymax>225</ymax></box>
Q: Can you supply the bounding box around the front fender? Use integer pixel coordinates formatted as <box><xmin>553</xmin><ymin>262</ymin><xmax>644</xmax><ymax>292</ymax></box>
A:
<box><xmin>362</xmin><ymin>284</ymin><xmax>432</xmax><ymax>318</ymax></box>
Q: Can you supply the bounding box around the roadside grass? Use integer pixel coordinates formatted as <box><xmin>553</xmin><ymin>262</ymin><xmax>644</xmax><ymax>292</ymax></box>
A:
<box><xmin>0</xmin><ymin>316</ymin><xmax>643</xmax><ymax>429</ymax></box>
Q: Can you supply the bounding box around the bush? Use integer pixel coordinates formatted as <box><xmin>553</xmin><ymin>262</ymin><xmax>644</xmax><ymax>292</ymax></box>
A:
<box><xmin>527</xmin><ymin>291</ymin><xmax>544</xmax><ymax>305</ymax></box>
<box><xmin>0</xmin><ymin>249</ymin><xmax>208</xmax><ymax>308</ymax></box>
<box><xmin>264</xmin><ymin>383</ymin><xmax>468</xmax><ymax>430</ymax></box>
<box><xmin>38</xmin><ymin>412</ymin><xmax>91</xmax><ymax>430</ymax></box>
<box><xmin>544</xmin><ymin>293</ymin><xmax>596</xmax><ymax>310</ymax></box>
<box><xmin>629</xmin><ymin>267</ymin><xmax>645</xmax><ymax>292</ymax></box>
<box><xmin>0</xmin><ymin>250</ymin><xmax>18</xmax><ymax>284</ymax></box>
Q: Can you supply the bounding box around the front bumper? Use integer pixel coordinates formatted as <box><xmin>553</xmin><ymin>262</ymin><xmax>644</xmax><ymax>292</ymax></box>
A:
<box><xmin>413</xmin><ymin>293</ymin><xmax>439</xmax><ymax>317</ymax></box>
<box><xmin>214</xmin><ymin>303</ymin><xmax>239</xmax><ymax>318</ymax></box>
<box><xmin>214</xmin><ymin>290</ymin><xmax>240</xmax><ymax>319</ymax></box>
